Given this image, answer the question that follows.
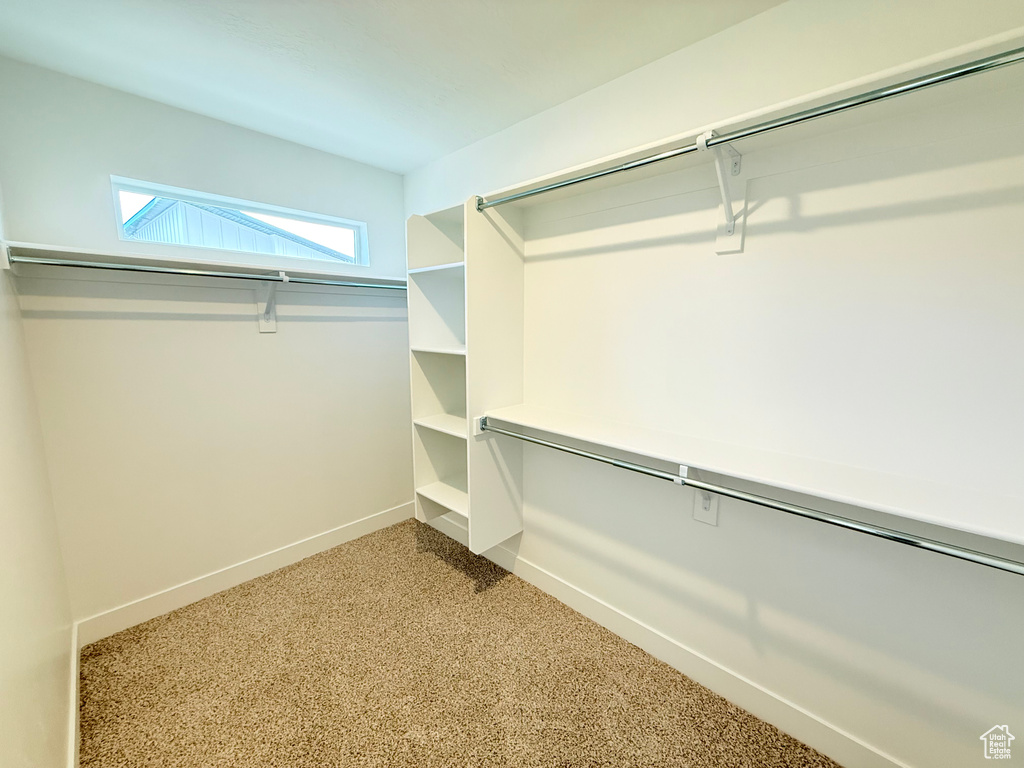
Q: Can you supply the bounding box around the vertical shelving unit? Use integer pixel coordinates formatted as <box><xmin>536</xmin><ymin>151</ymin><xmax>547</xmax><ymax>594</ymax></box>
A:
<box><xmin>406</xmin><ymin>201</ymin><xmax>526</xmax><ymax>553</ymax></box>
<box><xmin>464</xmin><ymin>198</ymin><xmax>525</xmax><ymax>552</ymax></box>
<box><xmin>407</xmin><ymin>208</ymin><xmax>469</xmax><ymax>527</ymax></box>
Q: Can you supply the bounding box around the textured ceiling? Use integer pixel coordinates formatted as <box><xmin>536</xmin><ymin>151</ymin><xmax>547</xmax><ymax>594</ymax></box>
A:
<box><xmin>0</xmin><ymin>0</ymin><xmax>783</xmax><ymax>173</ymax></box>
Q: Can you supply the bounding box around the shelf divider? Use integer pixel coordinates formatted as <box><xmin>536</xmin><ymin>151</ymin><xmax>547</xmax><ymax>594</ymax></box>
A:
<box><xmin>408</xmin><ymin>261</ymin><xmax>464</xmax><ymax>274</ymax></box>
<box><xmin>410</xmin><ymin>345</ymin><xmax>467</xmax><ymax>356</ymax></box>
<box><xmin>414</xmin><ymin>414</ymin><xmax>468</xmax><ymax>439</ymax></box>
<box><xmin>416</xmin><ymin>481</ymin><xmax>469</xmax><ymax>518</ymax></box>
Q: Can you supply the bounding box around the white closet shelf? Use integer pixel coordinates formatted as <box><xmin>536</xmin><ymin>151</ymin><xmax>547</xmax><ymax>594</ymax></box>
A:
<box><xmin>414</xmin><ymin>414</ymin><xmax>468</xmax><ymax>439</ymax></box>
<box><xmin>416</xmin><ymin>481</ymin><xmax>469</xmax><ymax>518</ymax></box>
<box><xmin>476</xmin><ymin>44</ymin><xmax>1024</xmax><ymax>215</ymax></box>
<box><xmin>2</xmin><ymin>240</ymin><xmax>397</xmax><ymax>284</ymax></box>
<box><xmin>408</xmin><ymin>261</ymin><xmax>464</xmax><ymax>274</ymax></box>
<box><xmin>410</xmin><ymin>345</ymin><xmax>467</xmax><ymax>356</ymax></box>
<box><xmin>483</xmin><ymin>404</ymin><xmax>1024</xmax><ymax>547</ymax></box>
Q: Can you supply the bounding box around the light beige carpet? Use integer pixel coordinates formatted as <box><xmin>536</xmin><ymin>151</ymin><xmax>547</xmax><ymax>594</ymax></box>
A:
<box><xmin>80</xmin><ymin>519</ymin><xmax>841</xmax><ymax>767</ymax></box>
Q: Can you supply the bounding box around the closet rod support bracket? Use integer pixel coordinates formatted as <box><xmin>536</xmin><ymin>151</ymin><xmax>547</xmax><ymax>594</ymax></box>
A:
<box><xmin>256</xmin><ymin>272</ymin><xmax>288</xmax><ymax>333</ymax></box>
<box><xmin>697</xmin><ymin>130</ymin><xmax>747</xmax><ymax>254</ymax></box>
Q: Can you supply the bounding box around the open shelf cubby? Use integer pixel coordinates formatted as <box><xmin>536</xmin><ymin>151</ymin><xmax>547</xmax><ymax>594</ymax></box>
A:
<box><xmin>413</xmin><ymin>427</ymin><xmax>469</xmax><ymax>519</ymax></box>
<box><xmin>411</xmin><ymin>350</ymin><xmax>467</xmax><ymax>438</ymax></box>
<box><xmin>408</xmin><ymin>264</ymin><xmax>465</xmax><ymax>351</ymax></box>
<box><xmin>406</xmin><ymin>207</ymin><xmax>463</xmax><ymax>270</ymax></box>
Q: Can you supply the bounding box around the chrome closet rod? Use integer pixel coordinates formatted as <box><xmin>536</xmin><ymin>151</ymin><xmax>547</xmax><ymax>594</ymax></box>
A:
<box><xmin>7</xmin><ymin>255</ymin><xmax>407</xmax><ymax>291</ymax></box>
<box><xmin>476</xmin><ymin>44</ymin><xmax>1024</xmax><ymax>210</ymax></box>
<box><xmin>479</xmin><ymin>418</ymin><xmax>1024</xmax><ymax>578</ymax></box>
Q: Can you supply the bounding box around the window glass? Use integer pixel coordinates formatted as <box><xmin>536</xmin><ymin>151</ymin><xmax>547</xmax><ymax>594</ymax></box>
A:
<box><xmin>113</xmin><ymin>179</ymin><xmax>367</xmax><ymax>265</ymax></box>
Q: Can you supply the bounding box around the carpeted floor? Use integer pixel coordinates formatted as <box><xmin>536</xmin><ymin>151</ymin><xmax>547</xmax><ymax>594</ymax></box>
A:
<box><xmin>80</xmin><ymin>519</ymin><xmax>841</xmax><ymax>767</ymax></box>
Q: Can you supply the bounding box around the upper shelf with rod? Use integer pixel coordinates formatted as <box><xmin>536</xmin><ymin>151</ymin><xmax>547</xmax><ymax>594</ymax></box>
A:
<box><xmin>2</xmin><ymin>241</ymin><xmax>407</xmax><ymax>292</ymax></box>
<box><xmin>4</xmin><ymin>240</ymin><xmax>407</xmax><ymax>334</ymax></box>
<box><xmin>472</xmin><ymin>41</ymin><xmax>1024</xmax><ymax>253</ymax></box>
<box><xmin>479</xmin><ymin>405</ymin><xmax>1024</xmax><ymax>579</ymax></box>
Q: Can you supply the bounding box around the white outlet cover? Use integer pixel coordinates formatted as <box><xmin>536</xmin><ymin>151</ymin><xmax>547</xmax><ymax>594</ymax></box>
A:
<box><xmin>693</xmin><ymin>490</ymin><xmax>719</xmax><ymax>526</ymax></box>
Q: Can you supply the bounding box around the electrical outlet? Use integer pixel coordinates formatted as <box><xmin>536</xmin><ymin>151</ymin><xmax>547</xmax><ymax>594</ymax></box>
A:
<box><xmin>693</xmin><ymin>490</ymin><xmax>719</xmax><ymax>526</ymax></box>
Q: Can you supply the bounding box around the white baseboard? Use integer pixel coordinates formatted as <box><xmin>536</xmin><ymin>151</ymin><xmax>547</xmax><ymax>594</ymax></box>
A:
<box><xmin>425</xmin><ymin>515</ymin><xmax>903</xmax><ymax>768</ymax></box>
<box><xmin>75</xmin><ymin>502</ymin><xmax>413</xmax><ymax>648</ymax></box>
<box><xmin>66</xmin><ymin>620</ymin><xmax>79</xmax><ymax>768</ymax></box>
<box><xmin>502</xmin><ymin>552</ymin><xmax>906</xmax><ymax>768</ymax></box>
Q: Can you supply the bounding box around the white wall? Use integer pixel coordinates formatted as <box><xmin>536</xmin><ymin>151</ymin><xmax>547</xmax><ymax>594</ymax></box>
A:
<box><xmin>0</xmin><ymin>57</ymin><xmax>414</xmax><ymax>640</ymax></box>
<box><xmin>408</xmin><ymin>3</ymin><xmax>1024</xmax><ymax>767</ymax></box>
<box><xmin>514</xmin><ymin>83</ymin><xmax>1024</xmax><ymax>767</ymax></box>
<box><xmin>0</xmin><ymin>55</ymin><xmax>406</xmax><ymax>280</ymax></box>
<box><xmin>0</xmin><ymin>267</ymin><xmax>72</xmax><ymax>767</ymax></box>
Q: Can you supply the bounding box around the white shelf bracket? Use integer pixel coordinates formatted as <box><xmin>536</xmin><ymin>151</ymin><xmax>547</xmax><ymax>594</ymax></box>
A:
<box><xmin>693</xmin><ymin>489</ymin><xmax>720</xmax><ymax>526</ymax></box>
<box><xmin>0</xmin><ymin>243</ymin><xmax>10</xmax><ymax>270</ymax></box>
<box><xmin>255</xmin><ymin>272</ymin><xmax>287</xmax><ymax>333</ymax></box>
<box><xmin>697</xmin><ymin>130</ymin><xmax>747</xmax><ymax>254</ymax></box>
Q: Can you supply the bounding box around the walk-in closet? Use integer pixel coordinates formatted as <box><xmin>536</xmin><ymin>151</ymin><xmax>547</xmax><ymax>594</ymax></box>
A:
<box><xmin>2</xmin><ymin>3</ymin><xmax>1023</xmax><ymax>767</ymax></box>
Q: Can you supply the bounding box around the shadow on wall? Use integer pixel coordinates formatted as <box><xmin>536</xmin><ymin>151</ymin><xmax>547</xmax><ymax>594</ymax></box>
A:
<box><xmin>518</xmin><ymin>96</ymin><xmax>1024</xmax><ymax>264</ymax></box>
<box><xmin>522</xmin><ymin>176</ymin><xmax>1024</xmax><ymax>264</ymax></box>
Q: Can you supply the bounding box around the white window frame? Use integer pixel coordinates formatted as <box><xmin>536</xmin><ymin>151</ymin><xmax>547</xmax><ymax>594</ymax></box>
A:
<box><xmin>110</xmin><ymin>176</ymin><xmax>370</xmax><ymax>271</ymax></box>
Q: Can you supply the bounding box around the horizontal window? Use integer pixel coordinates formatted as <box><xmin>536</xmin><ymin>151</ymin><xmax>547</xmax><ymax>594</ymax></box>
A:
<box><xmin>112</xmin><ymin>177</ymin><xmax>368</xmax><ymax>266</ymax></box>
